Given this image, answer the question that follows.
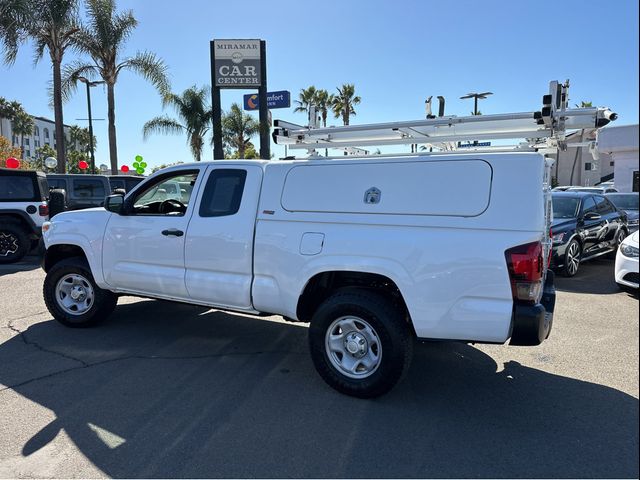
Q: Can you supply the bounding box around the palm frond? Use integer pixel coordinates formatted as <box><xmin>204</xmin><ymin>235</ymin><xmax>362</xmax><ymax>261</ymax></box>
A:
<box><xmin>118</xmin><ymin>50</ymin><xmax>170</xmax><ymax>94</ymax></box>
<box><xmin>59</xmin><ymin>60</ymin><xmax>98</xmax><ymax>103</ymax></box>
<box><xmin>142</xmin><ymin>116</ymin><xmax>184</xmax><ymax>140</ymax></box>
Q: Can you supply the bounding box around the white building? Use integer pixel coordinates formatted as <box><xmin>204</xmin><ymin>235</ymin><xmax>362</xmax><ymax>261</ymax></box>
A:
<box><xmin>553</xmin><ymin>129</ymin><xmax>614</xmax><ymax>187</ymax></box>
<box><xmin>597</xmin><ymin>124</ymin><xmax>639</xmax><ymax>193</ymax></box>
<box><xmin>0</xmin><ymin>114</ymin><xmax>72</xmax><ymax>159</ymax></box>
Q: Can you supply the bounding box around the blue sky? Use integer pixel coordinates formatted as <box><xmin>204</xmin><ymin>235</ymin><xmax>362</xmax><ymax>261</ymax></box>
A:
<box><xmin>1</xmin><ymin>0</ymin><xmax>638</xmax><ymax>170</ymax></box>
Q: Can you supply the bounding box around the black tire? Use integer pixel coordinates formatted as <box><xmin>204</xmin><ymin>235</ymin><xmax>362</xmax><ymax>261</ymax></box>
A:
<box><xmin>43</xmin><ymin>256</ymin><xmax>117</xmax><ymax>327</ymax></box>
<box><xmin>562</xmin><ymin>239</ymin><xmax>581</xmax><ymax>277</ymax></box>
<box><xmin>0</xmin><ymin>224</ymin><xmax>30</xmax><ymax>264</ymax></box>
<box><xmin>48</xmin><ymin>189</ymin><xmax>67</xmax><ymax>218</ymax></box>
<box><xmin>309</xmin><ymin>288</ymin><xmax>413</xmax><ymax>398</ymax></box>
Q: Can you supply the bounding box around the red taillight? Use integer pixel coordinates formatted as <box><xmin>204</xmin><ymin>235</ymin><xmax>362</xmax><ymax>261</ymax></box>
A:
<box><xmin>505</xmin><ymin>241</ymin><xmax>544</xmax><ymax>303</ymax></box>
<box><xmin>39</xmin><ymin>204</ymin><xmax>49</xmax><ymax>217</ymax></box>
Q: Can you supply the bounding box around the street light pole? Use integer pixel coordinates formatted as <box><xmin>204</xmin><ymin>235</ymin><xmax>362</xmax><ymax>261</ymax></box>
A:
<box><xmin>85</xmin><ymin>81</ymin><xmax>95</xmax><ymax>173</ymax></box>
<box><xmin>77</xmin><ymin>77</ymin><xmax>105</xmax><ymax>173</ymax></box>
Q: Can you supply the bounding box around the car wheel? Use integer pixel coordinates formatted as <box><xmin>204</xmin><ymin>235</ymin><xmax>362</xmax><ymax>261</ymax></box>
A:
<box><xmin>43</xmin><ymin>257</ymin><xmax>117</xmax><ymax>327</ymax></box>
<box><xmin>308</xmin><ymin>288</ymin><xmax>413</xmax><ymax>398</ymax></box>
<box><xmin>0</xmin><ymin>225</ymin><xmax>29</xmax><ymax>264</ymax></box>
<box><xmin>563</xmin><ymin>239</ymin><xmax>581</xmax><ymax>277</ymax></box>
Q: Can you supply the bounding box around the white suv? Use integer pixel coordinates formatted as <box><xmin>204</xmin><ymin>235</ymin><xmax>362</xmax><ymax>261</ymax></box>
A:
<box><xmin>0</xmin><ymin>168</ymin><xmax>49</xmax><ymax>263</ymax></box>
<box><xmin>41</xmin><ymin>153</ymin><xmax>556</xmax><ymax>397</ymax></box>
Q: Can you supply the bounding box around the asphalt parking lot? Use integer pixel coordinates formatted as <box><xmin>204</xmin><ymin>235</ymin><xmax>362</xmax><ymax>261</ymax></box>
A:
<box><xmin>0</xmin><ymin>257</ymin><xmax>638</xmax><ymax>478</ymax></box>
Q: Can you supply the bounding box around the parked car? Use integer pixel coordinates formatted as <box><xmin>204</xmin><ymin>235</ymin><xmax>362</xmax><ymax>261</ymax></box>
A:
<box><xmin>606</xmin><ymin>192</ymin><xmax>639</xmax><ymax>232</ymax></box>
<box><xmin>551</xmin><ymin>192</ymin><xmax>628</xmax><ymax>276</ymax></box>
<box><xmin>0</xmin><ymin>168</ymin><xmax>49</xmax><ymax>263</ymax></box>
<box><xmin>108</xmin><ymin>175</ymin><xmax>145</xmax><ymax>193</ymax></box>
<box><xmin>615</xmin><ymin>230</ymin><xmax>639</xmax><ymax>289</ymax></box>
<box><xmin>46</xmin><ymin>174</ymin><xmax>111</xmax><ymax>212</ymax></box>
<box><xmin>41</xmin><ymin>153</ymin><xmax>556</xmax><ymax>398</ymax></box>
<box><xmin>566</xmin><ymin>186</ymin><xmax>619</xmax><ymax>194</ymax></box>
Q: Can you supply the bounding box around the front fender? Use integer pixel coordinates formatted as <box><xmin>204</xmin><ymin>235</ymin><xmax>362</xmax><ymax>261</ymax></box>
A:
<box><xmin>43</xmin><ymin>209</ymin><xmax>110</xmax><ymax>287</ymax></box>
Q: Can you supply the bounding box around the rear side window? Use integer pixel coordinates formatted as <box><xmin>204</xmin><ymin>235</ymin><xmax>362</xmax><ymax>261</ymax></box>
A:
<box><xmin>0</xmin><ymin>177</ymin><xmax>35</xmax><ymax>201</ymax></box>
<box><xmin>48</xmin><ymin>179</ymin><xmax>66</xmax><ymax>190</ymax></box>
<box><xmin>582</xmin><ymin>197</ymin><xmax>597</xmax><ymax>215</ymax></box>
<box><xmin>109</xmin><ymin>179</ymin><xmax>125</xmax><ymax>191</ymax></box>
<box><xmin>595</xmin><ymin>196</ymin><xmax>614</xmax><ymax>214</ymax></box>
<box><xmin>199</xmin><ymin>169</ymin><xmax>246</xmax><ymax>217</ymax></box>
<box><xmin>73</xmin><ymin>179</ymin><xmax>105</xmax><ymax>198</ymax></box>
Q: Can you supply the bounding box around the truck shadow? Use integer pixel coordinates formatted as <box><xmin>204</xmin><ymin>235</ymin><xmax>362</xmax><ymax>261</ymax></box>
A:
<box><xmin>1</xmin><ymin>300</ymin><xmax>638</xmax><ymax>478</ymax></box>
<box><xmin>0</xmin><ymin>255</ymin><xmax>41</xmax><ymax>277</ymax></box>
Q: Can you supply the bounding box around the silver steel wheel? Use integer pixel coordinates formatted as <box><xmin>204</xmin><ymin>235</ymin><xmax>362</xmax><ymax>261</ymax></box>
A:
<box><xmin>566</xmin><ymin>242</ymin><xmax>580</xmax><ymax>276</ymax></box>
<box><xmin>55</xmin><ymin>273</ymin><xmax>95</xmax><ymax>315</ymax></box>
<box><xmin>325</xmin><ymin>316</ymin><xmax>382</xmax><ymax>379</ymax></box>
<box><xmin>0</xmin><ymin>232</ymin><xmax>19</xmax><ymax>257</ymax></box>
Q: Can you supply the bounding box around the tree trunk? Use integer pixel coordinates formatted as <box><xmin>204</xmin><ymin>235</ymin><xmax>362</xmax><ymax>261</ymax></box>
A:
<box><xmin>239</xmin><ymin>134</ymin><xmax>245</xmax><ymax>159</ymax></box>
<box><xmin>107</xmin><ymin>83</ymin><xmax>118</xmax><ymax>173</ymax></box>
<box><xmin>52</xmin><ymin>59</ymin><xmax>66</xmax><ymax>173</ymax></box>
<box><xmin>20</xmin><ymin>133</ymin><xmax>24</xmax><ymax>159</ymax></box>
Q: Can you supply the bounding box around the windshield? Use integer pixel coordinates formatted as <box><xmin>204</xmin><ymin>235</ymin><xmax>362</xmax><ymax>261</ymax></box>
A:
<box><xmin>552</xmin><ymin>196</ymin><xmax>580</xmax><ymax>219</ymax></box>
<box><xmin>607</xmin><ymin>194</ymin><xmax>639</xmax><ymax>210</ymax></box>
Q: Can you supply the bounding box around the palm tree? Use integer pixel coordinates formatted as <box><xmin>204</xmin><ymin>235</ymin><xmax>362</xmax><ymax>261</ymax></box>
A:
<box><xmin>61</xmin><ymin>0</ymin><xmax>169</xmax><ymax>173</ymax></box>
<box><xmin>11</xmin><ymin>109</ymin><xmax>34</xmax><ymax>158</ymax></box>
<box><xmin>67</xmin><ymin>125</ymin><xmax>96</xmax><ymax>153</ymax></box>
<box><xmin>143</xmin><ymin>85</ymin><xmax>212</xmax><ymax>162</ymax></box>
<box><xmin>0</xmin><ymin>97</ymin><xmax>23</xmax><ymax>137</ymax></box>
<box><xmin>294</xmin><ymin>86</ymin><xmax>317</xmax><ymax>116</ymax></box>
<box><xmin>222</xmin><ymin>103</ymin><xmax>260</xmax><ymax>159</ymax></box>
<box><xmin>314</xmin><ymin>89</ymin><xmax>334</xmax><ymax>127</ymax></box>
<box><xmin>0</xmin><ymin>0</ymin><xmax>80</xmax><ymax>173</ymax></box>
<box><xmin>332</xmin><ymin>84</ymin><xmax>361</xmax><ymax>125</ymax></box>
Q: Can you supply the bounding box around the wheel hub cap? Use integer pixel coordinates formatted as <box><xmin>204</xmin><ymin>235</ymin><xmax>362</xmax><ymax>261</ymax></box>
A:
<box><xmin>325</xmin><ymin>316</ymin><xmax>382</xmax><ymax>379</ymax></box>
<box><xmin>0</xmin><ymin>232</ymin><xmax>18</xmax><ymax>256</ymax></box>
<box><xmin>55</xmin><ymin>273</ymin><xmax>95</xmax><ymax>315</ymax></box>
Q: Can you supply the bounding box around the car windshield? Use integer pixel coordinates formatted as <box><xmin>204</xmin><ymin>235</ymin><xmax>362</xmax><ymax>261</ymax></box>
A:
<box><xmin>552</xmin><ymin>196</ymin><xmax>580</xmax><ymax>219</ymax></box>
<box><xmin>607</xmin><ymin>194</ymin><xmax>639</xmax><ymax>210</ymax></box>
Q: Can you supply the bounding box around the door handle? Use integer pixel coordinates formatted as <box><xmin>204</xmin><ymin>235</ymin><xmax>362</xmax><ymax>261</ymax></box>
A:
<box><xmin>161</xmin><ymin>229</ymin><xmax>184</xmax><ymax>237</ymax></box>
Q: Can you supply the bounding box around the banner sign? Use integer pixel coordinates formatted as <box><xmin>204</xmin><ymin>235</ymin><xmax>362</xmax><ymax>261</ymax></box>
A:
<box><xmin>213</xmin><ymin>39</ymin><xmax>261</xmax><ymax>88</ymax></box>
<box><xmin>457</xmin><ymin>141</ymin><xmax>492</xmax><ymax>148</ymax></box>
<box><xmin>243</xmin><ymin>90</ymin><xmax>290</xmax><ymax>110</ymax></box>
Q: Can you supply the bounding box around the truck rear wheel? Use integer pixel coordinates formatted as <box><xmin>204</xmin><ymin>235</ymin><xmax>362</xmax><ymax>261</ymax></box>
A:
<box><xmin>308</xmin><ymin>289</ymin><xmax>413</xmax><ymax>398</ymax></box>
<box><xmin>43</xmin><ymin>257</ymin><xmax>117</xmax><ymax>327</ymax></box>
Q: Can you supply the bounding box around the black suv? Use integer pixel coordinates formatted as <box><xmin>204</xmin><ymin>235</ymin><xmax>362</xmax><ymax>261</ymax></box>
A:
<box><xmin>46</xmin><ymin>174</ymin><xmax>111</xmax><ymax>211</ymax></box>
<box><xmin>108</xmin><ymin>175</ymin><xmax>145</xmax><ymax>193</ymax></box>
<box><xmin>0</xmin><ymin>168</ymin><xmax>49</xmax><ymax>263</ymax></box>
<box><xmin>551</xmin><ymin>191</ymin><xmax>628</xmax><ymax>276</ymax></box>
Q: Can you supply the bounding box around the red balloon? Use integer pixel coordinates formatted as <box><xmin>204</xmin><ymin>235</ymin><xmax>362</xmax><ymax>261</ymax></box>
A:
<box><xmin>5</xmin><ymin>157</ymin><xmax>20</xmax><ymax>169</ymax></box>
<box><xmin>121</xmin><ymin>165</ymin><xmax>129</xmax><ymax>173</ymax></box>
<box><xmin>78</xmin><ymin>160</ymin><xmax>88</xmax><ymax>170</ymax></box>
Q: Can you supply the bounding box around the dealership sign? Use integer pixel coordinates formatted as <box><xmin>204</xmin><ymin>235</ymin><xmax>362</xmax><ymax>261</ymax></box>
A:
<box><xmin>243</xmin><ymin>90</ymin><xmax>290</xmax><ymax>110</ymax></box>
<box><xmin>213</xmin><ymin>39</ymin><xmax>261</xmax><ymax>88</ymax></box>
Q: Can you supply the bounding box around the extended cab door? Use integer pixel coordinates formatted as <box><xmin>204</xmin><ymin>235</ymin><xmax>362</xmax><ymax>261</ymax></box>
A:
<box><xmin>102</xmin><ymin>168</ymin><xmax>204</xmax><ymax>298</ymax></box>
<box><xmin>184</xmin><ymin>165</ymin><xmax>263</xmax><ymax>309</ymax></box>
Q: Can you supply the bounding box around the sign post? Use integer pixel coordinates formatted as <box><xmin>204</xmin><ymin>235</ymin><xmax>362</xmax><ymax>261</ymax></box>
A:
<box><xmin>211</xmin><ymin>39</ymin><xmax>270</xmax><ymax>160</ymax></box>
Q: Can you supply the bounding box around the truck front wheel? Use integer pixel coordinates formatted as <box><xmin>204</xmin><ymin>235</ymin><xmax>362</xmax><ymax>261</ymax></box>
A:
<box><xmin>43</xmin><ymin>257</ymin><xmax>117</xmax><ymax>327</ymax></box>
<box><xmin>308</xmin><ymin>289</ymin><xmax>413</xmax><ymax>398</ymax></box>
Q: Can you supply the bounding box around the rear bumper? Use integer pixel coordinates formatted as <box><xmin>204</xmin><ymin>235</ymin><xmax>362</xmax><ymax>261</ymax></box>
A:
<box><xmin>509</xmin><ymin>270</ymin><xmax>556</xmax><ymax>346</ymax></box>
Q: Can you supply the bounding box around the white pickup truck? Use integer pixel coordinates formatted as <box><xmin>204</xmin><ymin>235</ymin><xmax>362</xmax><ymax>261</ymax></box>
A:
<box><xmin>41</xmin><ymin>153</ymin><xmax>556</xmax><ymax>397</ymax></box>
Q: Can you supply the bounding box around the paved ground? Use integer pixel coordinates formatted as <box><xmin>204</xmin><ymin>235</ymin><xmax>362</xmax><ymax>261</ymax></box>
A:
<box><xmin>0</xmin><ymin>257</ymin><xmax>638</xmax><ymax>478</ymax></box>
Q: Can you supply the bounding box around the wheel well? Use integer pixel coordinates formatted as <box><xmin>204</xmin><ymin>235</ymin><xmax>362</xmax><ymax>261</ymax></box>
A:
<box><xmin>44</xmin><ymin>244</ymin><xmax>88</xmax><ymax>272</ymax></box>
<box><xmin>296</xmin><ymin>271</ymin><xmax>412</xmax><ymax>328</ymax></box>
<box><xmin>0</xmin><ymin>214</ymin><xmax>29</xmax><ymax>232</ymax></box>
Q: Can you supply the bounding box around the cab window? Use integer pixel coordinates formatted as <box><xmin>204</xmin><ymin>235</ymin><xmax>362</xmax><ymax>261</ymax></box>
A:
<box><xmin>130</xmin><ymin>171</ymin><xmax>198</xmax><ymax>216</ymax></box>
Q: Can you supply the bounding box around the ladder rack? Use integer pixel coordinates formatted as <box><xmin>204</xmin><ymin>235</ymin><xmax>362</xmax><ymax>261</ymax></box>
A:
<box><xmin>273</xmin><ymin>80</ymin><xmax>617</xmax><ymax>155</ymax></box>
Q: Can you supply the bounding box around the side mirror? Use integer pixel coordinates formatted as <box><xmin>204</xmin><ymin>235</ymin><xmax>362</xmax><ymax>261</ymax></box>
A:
<box><xmin>105</xmin><ymin>194</ymin><xmax>125</xmax><ymax>214</ymax></box>
<box><xmin>584</xmin><ymin>211</ymin><xmax>601</xmax><ymax>221</ymax></box>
